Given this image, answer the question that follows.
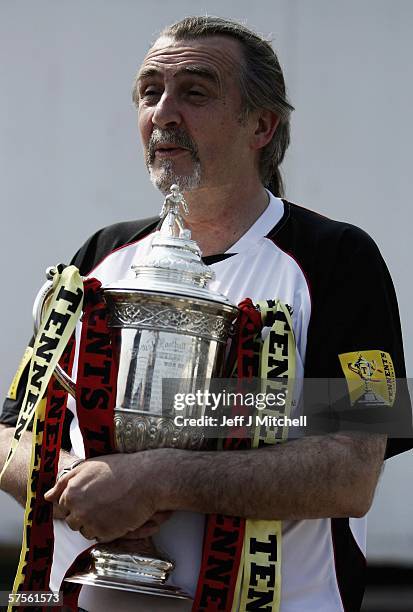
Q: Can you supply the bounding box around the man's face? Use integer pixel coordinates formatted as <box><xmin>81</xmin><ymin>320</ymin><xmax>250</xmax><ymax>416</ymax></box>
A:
<box><xmin>136</xmin><ymin>35</ymin><xmax>254</xmax><ymax>195</ymax></box>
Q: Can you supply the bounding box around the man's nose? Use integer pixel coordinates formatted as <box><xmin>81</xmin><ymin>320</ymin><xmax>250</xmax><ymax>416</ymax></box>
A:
<box><xmin>152</xmin><ymin>92</ymin><xmax>182</xmax><ymax>129</ymax></box>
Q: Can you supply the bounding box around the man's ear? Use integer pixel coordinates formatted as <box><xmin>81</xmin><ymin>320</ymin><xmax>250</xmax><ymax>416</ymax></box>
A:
<box><xmin>250</xmin><ymin>110</ymin><xmax>280</xmax><ymax>151</ymax></box>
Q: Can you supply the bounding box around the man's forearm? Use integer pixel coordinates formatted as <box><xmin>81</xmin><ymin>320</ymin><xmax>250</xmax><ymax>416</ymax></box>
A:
<box><xmin>0</xmin><ymin>424</ymin><xmax>75</xmax><ymax>507</ymax></box>
<box><xmin>41</xmin><ymin>432</ymin><xmax>386</xmax><ymax>541</ymax></box>
<box><xmin>154</xmin><ymin>433</ymin><xmax>386</xmax><ymax>520</ymax></box>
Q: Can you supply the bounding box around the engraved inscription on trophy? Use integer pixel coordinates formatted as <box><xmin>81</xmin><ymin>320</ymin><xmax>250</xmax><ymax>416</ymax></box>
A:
<box><xmin>116</xmin><ymin>330</ymin><xmax>203</xmax><ymax>415</ymax></box>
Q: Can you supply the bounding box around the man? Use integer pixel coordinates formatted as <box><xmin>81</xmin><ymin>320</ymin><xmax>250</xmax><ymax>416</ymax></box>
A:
<box><xmin>0</xmin><ymin>16</ymin><xmax>411</xmax><ymax>612</ymax></box>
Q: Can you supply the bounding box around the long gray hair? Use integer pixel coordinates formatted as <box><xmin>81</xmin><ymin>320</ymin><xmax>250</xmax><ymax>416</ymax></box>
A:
<box><xmin>158</xmin><ymin>16</ymin><xmax>294</xmax><ymax>197</ymax></box>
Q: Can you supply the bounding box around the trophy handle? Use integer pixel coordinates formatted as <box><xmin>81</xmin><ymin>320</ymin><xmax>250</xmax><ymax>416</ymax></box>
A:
<box><xmin>32</xmin><ymin>267</ymin><xmax>77</xmax><ymax>398</ymax></box>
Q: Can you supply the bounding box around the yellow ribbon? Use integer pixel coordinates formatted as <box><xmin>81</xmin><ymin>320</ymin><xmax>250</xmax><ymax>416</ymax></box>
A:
<box><xmin>2</xmin><ymin>266</ymin><xmax>83</xmax><ymax>609</ymax></box>
<box><xmin>0</xmin><ymin>266</ymin><xmax>83</xmax><ymax>483</ymax></box>
<box><xmin>233</xmin><ymin>300</ymin><xmax>296</xmax><ymax>612</ymax></box>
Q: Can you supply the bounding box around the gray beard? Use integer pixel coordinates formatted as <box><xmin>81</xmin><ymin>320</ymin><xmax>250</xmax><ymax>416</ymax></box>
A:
<box><xmin>148</xmin><ymin>159</ymin><xmax>202</xmax><ymax>195</ymax></box>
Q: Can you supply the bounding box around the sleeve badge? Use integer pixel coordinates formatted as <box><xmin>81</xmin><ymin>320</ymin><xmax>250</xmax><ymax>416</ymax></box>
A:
<box><xmin>338</xmin><ymin>350</ymin><xmax>396</xmax><ymax>407</ymax></box>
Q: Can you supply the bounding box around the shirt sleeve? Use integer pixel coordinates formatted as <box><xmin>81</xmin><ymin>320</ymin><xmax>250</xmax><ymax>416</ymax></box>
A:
<box><xmin>304</xmin><ymin>224</ymin><xmax>412</xmax><ymax>459</ymax></box>
<box><xmin>0</xmin><ymin>342</ymin><xmax>74</xmax><ymax>451</ymax></box>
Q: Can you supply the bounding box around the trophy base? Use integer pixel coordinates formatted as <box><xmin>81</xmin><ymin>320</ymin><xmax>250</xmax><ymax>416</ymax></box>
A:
<box><xmin>64</xmin><ymin>572</ymin><xmax>191</xmax><ymax>599</ymax></box>
<box><xmin>64</xmin><ymin>538</ymin><xmax>191</xmax><ymax>601</ymax></box>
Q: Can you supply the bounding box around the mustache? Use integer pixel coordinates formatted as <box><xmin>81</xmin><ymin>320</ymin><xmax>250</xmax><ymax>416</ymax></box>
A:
<box><xmin>147</xmin><ymin>128</ymin><xmax>200</xmax><ymax>164</ymax></box>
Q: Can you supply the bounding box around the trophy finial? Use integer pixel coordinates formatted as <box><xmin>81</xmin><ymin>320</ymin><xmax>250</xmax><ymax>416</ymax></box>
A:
<box><xmin>160</xmin><ymin>184</ymin><xmax>190</xmax><ymax>238</ymax></box>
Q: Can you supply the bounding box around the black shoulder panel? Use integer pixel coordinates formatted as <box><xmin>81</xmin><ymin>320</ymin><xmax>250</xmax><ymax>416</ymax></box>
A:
<box><xmin>70</xmin><ymin>216</ymin><xmax>159</xmax><ymax>276</ymax></box>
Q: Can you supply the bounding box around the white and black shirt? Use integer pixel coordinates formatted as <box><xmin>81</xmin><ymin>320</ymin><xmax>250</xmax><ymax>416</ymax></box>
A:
<box><xmin>2</xmin><ymin>192</ymin><xmax>412</xmax><ymax>612</ymax></box>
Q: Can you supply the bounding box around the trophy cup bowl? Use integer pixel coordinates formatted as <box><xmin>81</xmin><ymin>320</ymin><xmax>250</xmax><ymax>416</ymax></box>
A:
<box><xmin>33</xmin><ymin>186</ymin><xmax>238</xmax><ymax>600</ymax></box>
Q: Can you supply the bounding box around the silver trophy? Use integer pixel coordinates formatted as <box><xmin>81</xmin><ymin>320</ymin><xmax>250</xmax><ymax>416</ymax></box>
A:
<box><xmin>33</xmin><ymin>185</ymin><xmax>238</xmax><ymax>599</ymax></box>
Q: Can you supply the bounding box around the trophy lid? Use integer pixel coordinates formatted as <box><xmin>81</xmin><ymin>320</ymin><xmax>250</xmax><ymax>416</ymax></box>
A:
<box><xmin>104</xmin><ymin>185</ymin><xmax>236</xmax><ymax>308</ymax></box>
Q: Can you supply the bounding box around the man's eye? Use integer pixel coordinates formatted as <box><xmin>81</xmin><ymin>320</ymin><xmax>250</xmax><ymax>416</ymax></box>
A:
<box><xmin>188</xmin><ymin>90</ymin><xmax>205</xmax><ymax>96</ymax></box>
<box><xmin>142</xmin><ymin>89</ymin><xmax>161</xmax><ymax>98</ymax></box>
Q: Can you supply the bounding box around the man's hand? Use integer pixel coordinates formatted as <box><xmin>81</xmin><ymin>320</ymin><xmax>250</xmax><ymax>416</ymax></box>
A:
<box><xmin>122</xmin><ymin>511</ymin><xmax>173</xmax><ymax>539</ymax></box>
<box><xmin>52</xmin><ymin>454</ymin><xmax>84</xmax><ymax>520</ymax></box>
<box><xmin>45</xmin><ymin>452</ymin><xmax>166</xmax><ymax>542</ymax></box>
<box><xmin>0</xmin><ymin>425</ymin><xmax>84</xmax><ymax>515</ymax></box>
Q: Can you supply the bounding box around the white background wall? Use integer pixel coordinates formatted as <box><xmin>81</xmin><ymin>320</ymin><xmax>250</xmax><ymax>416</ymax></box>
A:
<box><xmin>0</xmin><ymin>0</ymin><xmax>412</xmax><ymax>563</ymax></box>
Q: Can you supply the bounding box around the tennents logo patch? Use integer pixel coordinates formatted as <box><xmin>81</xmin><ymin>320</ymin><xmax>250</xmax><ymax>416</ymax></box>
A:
<box><xmin>338</xmin><ymin>350</ymin><xmax>396</xmax><ymax>406</ymax></box>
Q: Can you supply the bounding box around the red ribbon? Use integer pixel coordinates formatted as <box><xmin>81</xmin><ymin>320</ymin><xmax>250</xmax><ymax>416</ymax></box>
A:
<box><xmin>14</xmin><ymin>336</ymin><xmax>75</xmax><ymax>612</ymax></box>
<box><xmin>60</xmin><ymin>278</ymin><xmax>118</xmax><ymax>611</ymax></box>
<box><xmin>192</xmin><ymin>298</ymin><xmax>263</xmax><ymax>611</ymax></box>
